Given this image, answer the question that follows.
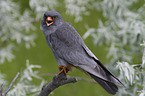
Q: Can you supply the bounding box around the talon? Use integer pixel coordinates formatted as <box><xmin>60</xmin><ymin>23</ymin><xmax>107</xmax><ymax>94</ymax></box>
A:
<box><xmin>58</xmin><ymin>65</ymin><xmax>67</xmax><ymax>75</ymax></box>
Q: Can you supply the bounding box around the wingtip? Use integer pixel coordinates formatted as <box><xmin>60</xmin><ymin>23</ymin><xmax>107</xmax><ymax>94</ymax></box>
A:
<box><xmin>113</xmin><ymin>78</ymin><xmax>126</xmax><ymax>87</ymax></box>
<box><xmin>88</xmin><ymin>72</ymin><xmax>119</xmax><ymax>95</ymax></box>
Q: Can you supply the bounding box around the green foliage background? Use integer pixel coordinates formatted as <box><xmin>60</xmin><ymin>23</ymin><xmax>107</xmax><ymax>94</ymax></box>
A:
<box><xmin>0</xmin><ymin>0</ymin><xmax>144</xmax><ymax>96</ymax></box>
<box><xmin>0</xmin><ymin>0</ymin><xmax>111</xmax><ymax>96</ymax></box>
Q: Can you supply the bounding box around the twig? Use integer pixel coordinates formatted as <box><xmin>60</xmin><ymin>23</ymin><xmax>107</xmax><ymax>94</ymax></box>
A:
<box><xmin>41</xmin><ymin>73</ymin><xmax>96</xmax><ymax>83</ymax></box>
<box><xmin>132</xmin><ymin>64</ymin><xmax>142</xmax><ymax>67</ymax></box>
<box><xmin>75</xmin><ymin>76</ymin><xmax>96</xmax><ymax>83</ymax></box>
<box><xmin>0</xmin><ymin>84</ymin><xmax>3</xmax><ymax>96</ymax></box>
<box><xmin>3</xmin><ymin>72</ymin><xmax>20</xmax><ymax>96</ymax></box>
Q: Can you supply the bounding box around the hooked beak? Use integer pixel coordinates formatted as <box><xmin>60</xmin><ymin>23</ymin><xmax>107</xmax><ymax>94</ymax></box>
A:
<box><xmin>46</xmin><ymin>17</ymin><xmax>53</xmax><ymax>26</ymax></box>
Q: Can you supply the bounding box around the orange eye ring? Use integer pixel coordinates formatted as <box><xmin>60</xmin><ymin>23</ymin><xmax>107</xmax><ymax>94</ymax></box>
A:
<box><xmin>46</xmin><ymin>17</ymin><xmax>53</xmax><ymax>26</ymax></box>
<box><xmin>53</xmin><ymin>16</ymin><xmax>57</xmax><ymax>19</ymax></box>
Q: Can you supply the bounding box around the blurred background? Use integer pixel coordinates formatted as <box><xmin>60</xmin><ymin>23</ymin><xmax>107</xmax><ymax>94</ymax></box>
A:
<box><xmin>0</xmin><ymin>0</ymin><xmax>145</xmax><ymax>96</ymax></box>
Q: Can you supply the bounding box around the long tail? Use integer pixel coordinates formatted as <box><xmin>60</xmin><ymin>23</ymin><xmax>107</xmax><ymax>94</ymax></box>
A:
<box><xmin>88</xmin><ymin>72</ymin><xmax>118</xmax><ymax>95</ymax></box>
<box><xmin>77</xmin><ymin>45</ymin><xmax>125</xmax><ymax>94</ymax></box>
<box><xmin>77</xmin><ymin>60</ymin><xmax>125</xmax><ymax>95</ymax></box>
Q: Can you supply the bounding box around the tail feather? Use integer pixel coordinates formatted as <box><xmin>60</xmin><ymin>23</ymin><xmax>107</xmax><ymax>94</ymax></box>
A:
<box><xmin>88</xmin><ymin>72</ymin><xmax>118</xmax><ymax>95</ymax></box>
<box><xmin>94</xmin><ymin>59</ymin><xmax>125</xmax><ymax>87</ymax></box>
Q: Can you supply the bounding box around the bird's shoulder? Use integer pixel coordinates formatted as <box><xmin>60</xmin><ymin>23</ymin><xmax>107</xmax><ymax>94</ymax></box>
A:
<box><xmin>53</xmin><ymin>22</ymin><xmax>84</xmax><ymax>45</ymax></box>
<box><xmin>55</xmin><ymin>22</ymin><xmax>77</xmax><ymax>35</ymax></box>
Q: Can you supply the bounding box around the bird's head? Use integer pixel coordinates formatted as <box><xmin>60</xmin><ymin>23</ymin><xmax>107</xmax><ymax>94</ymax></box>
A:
<box><xmin>40</xmin><ymin>11</ymin><xmax>64</xmax><ymax>34</ymax></box>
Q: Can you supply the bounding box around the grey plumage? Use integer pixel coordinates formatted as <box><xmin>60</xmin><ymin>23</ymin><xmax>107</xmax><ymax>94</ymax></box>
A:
<box><xmin>40</xmin><ymin>11</ymin><xmax>124</xmax><ymax>95</ymax></box>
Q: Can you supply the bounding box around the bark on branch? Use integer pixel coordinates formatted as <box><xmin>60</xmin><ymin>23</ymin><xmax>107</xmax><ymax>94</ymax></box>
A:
<box><xmin>38</xmin><ymin>73</ymin><xmax>77</xmax><ymax>96</ymax></box>
<box><xmin>38</xmin><ymin>72</ymin><xmax>97</xmax><ymax>96</ymax></box>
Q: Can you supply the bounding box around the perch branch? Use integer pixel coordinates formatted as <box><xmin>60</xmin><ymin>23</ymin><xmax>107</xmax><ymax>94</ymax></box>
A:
<box><xmin>38</xmin><ymin>73</ymin><xmax>97</xmax><ymax>96</ymax></box>
<box><xmin>38</xmin><ymin>73</ymin><xmax>77</xmax><ymax>96</ymax></box>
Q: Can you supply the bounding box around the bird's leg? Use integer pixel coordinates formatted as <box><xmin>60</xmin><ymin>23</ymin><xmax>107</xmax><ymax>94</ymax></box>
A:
<box><xmin>58</xmin><ymin>65</ymin><xmax>68</xmax><ymax>75</ymax></box>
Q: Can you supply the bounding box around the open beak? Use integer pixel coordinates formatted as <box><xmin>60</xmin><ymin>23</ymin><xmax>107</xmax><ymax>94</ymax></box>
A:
<box><xmin>46</xmin><ymin>17</ymin><xmax>53</xmax><ymax>26</ymax></box>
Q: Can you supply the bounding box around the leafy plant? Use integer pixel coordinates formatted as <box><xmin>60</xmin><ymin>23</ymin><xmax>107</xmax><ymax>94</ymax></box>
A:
<box><xmin>0</xmin><ymin>0</ymin><xmax>144</xmax><ymax>96</ymax></box>
<box><xmin>7</xmin><ymin>60</ymin><xmax>45</xmax><ymax>96</ymax></box>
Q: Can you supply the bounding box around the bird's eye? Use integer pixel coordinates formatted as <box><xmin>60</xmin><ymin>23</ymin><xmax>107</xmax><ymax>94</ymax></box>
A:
<box><xmin>53</xmin><ymin>16</ymin><xmax>57</xmax><ymax>19</ymax></box>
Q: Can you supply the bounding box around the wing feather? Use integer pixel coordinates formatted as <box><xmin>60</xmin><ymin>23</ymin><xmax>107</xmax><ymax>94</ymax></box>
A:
<box><xmin>49</xmin><ymin>22</ymin><xmax>124</xmax><ymax>87</ymax></box>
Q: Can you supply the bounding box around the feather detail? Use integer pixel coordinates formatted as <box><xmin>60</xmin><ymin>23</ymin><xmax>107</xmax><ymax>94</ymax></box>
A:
<box><xmin>88</xmin><ymin>72</ymin><xmax>118</xmax><ymax>95</ymax></box>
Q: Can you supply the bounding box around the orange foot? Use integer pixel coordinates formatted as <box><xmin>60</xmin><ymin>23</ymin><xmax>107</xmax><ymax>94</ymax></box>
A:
<box><xmin>58</xmin><ymin>65</ymin><xmax>67</xmax><ymax>75</ymax></box>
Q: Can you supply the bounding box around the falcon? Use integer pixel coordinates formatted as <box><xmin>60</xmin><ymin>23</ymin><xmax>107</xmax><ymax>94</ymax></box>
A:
<box><xmin>40</xmin><ymin>11</ymin><xmax>124</xmax><ymax>95</ymax></box>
